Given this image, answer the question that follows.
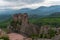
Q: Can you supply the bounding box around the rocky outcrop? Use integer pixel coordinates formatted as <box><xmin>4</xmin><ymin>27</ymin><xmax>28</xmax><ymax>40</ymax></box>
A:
<box><xmin>7</xmin><ymin>13</ymin><xmax>38</xmax><ymax>37</ymax></box>
<box><xmin>52</xmin><ymin>35</ymin><xmax>60</xmax><ymax>40</ymax></box>
<box><xmin>39</xmin><ymin>25</ymin><xmax>50</xmax><ymax>34</ymax></box>
<box><xmin>8</xmin><ymin>33</ymin><xmax>32</xmax><ymax>40</ymax></box>
<box><xmin>0</xmin><ymin>29</ymin><xmax>6</xmax><ymax>37</ymax></box>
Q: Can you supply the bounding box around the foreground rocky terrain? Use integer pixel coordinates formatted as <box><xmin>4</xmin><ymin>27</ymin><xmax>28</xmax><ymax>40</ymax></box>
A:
<box><xmin>0</xmin><ymin>13</ymin><xmax>60</xmax><ymax>40</ymax></box>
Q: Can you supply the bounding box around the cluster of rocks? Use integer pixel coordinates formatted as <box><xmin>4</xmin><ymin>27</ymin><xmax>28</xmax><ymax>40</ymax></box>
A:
<box><xmin>39</xmin><ymin>25</ymin><xmax>50</xmax><ymax>34</ymax></box>
<box><xmin>7</xmin><ymin>13</ymin><xmax>60</xmax><ymax>38</ymax></box>
<box><xmin>0</xmin><ymin>13</ymin><xmax>60</xmax><ymax>40</ymax></box>
<box><xmin>39</xmin><ymin>25</ymin><xmax>60</xmax><ymax>39</ymax></box>
<box><xmin>7</xmin><ymin>13</ymin><xmax>39</xmax><ymax>37</ymax></box>
<box><xmin>52</xmin><ymin>27</ymin><xmax>60</xmax><ymax>35</ymax></box>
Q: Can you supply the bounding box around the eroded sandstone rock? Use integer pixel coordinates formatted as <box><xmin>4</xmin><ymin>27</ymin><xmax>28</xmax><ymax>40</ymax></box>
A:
<box><xmin>7</xmin><ymin>13</ymin><xmax>38</xmax><ymax>37</ymax></box>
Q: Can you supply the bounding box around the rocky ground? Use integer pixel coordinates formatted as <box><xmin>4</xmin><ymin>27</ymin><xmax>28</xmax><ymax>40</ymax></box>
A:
<box><xmin>8</xmin><ymin>33</ymin><xmax>32</xmax><ymax>40</ymax></box>
<box><xmin>7</xmin><ymin>33</ymin><xmax>60</xmax><ymax>40</ymax></box>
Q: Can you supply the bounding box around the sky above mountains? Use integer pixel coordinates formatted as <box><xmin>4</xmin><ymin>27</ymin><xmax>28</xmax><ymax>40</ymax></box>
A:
<box><xmin>0</xmin><ymin>0</ymin><xmax>60</xmax><ymax>10</ymax></box>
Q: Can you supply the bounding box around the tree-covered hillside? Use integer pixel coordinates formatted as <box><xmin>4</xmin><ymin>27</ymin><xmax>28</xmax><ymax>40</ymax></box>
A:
<box><xmin>0</xmin><ymin>17</ymin><xmax>60</xmax><ymax>29</ymax></box>
<box><xmin>29</xmin><ymin>17</ymin><xmax>60</xmax><ymax>27</ymax></box>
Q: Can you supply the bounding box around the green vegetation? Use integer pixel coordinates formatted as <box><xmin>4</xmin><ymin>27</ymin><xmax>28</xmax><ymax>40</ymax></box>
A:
<box><xmin>30</xmin><ymin>29</ymin><xmax>56</xmax><ymax>39</ymax></box>
<box><xmin>29</xmin><ymin>17</ymin><xmax>60</xmax><ymax>27</ymax></box>
<box><xmin>0</xmin><ymin>17</ymin><xmax>60</xmax><ymax>30</ymax></box>
<box><xmin>48</xmin><ymin>29</ymin><xmax>56</xmax><ymax>38</ymax></box>
<box><xmin>0</xmin><ymin>36</ymin><xmax>9</xmax><ymax>40</ymax></box>
<box><xmin>0</xmin><ymin>17</ymin><xmax>60</xmax><ymax>39</ymax></box>
<box><xmin>29</xmin><ymin>17</ymin><xmax>60</xmax><ymax>38</ymax></box>
<box><xmin>0</xmin><ymin>35</ymin><xmax>9</xmax><ymax>40</ymax></box>
<box><xmin>30</xmin><ymin>33</ymin><xmax>38</xmax><ymax>38</ymax></box>
<box><xmin>0</xmin><ymin>18</ymin><xmax>11</xmax><ymax>28</ymax></box>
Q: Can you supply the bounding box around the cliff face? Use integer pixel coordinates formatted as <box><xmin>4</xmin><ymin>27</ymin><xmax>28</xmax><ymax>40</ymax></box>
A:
<box><xmin>7</xmin><ymin>13</ymin><xmax>38</xmax><ymax>37</ymax></box>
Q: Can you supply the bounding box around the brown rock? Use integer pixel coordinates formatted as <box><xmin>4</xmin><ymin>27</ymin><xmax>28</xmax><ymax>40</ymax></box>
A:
<box><xmin>7</xmin><ymin>13</ymin><xmax>39</xmax><ymax>37</ymax></box>
<box><xmin>8</xmin><ymin>33</ymin><xmax>32</xmax><ymax>40</ymax></box>
<box><xmin>0</xmin><ymin>29</ymin><xmax>6</xmax><ymax>37</ymax></box>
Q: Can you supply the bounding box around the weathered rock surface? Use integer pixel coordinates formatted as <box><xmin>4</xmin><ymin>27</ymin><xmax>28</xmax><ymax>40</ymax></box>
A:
<box><xmin>0</xmin><ymin>29</ymin><xmax>6</xmax><ymax>37</ymax></box>
<box><xmin>8</xmin><ymin>33</ymin><xmax>32</xmax><ymax>40</ymax></box>
<box><xmin>52</xmin><ymin>35</ymin><xmax>60</xmax><ymax>40</ymax></box>
<box><xmin>7</xmin><ymin>13</ymin><xmax>38</xmax><ymax>37</ymax></box>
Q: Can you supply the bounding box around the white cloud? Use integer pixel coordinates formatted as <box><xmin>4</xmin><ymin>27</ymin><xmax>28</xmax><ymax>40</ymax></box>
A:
<box><xmin>5</xmin><ymin>0</ymin><xmax>44</xmax><ymax>4</ymax></box>
<box><xmin>0</xmin><ymin>0</ymin><xmax>60</xmax><ymax>10</ymax></box>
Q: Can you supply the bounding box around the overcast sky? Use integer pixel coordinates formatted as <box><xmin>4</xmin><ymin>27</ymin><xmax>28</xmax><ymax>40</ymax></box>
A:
<box><xmin>0</xmin><ymin>0</ymin><xmax>60</xmax><ymax>10</ymax></box>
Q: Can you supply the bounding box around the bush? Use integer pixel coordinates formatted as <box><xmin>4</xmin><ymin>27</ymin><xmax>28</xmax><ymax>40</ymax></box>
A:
<box><xmin>48</xmin><ymin>29</ymin><xmax>56</xmax><ymax>38</ymax></box>
<box><xmin>0</xmin><ymin>36</ymin><xmax>9</xmax><ymax>40</ymax></box>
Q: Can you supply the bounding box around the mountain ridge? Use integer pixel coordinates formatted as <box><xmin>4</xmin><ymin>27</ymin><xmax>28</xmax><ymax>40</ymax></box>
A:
<box><xmin>0</xmin><ymin>5</ymin><xmax>60</xmax><ymax>21</ymax></box>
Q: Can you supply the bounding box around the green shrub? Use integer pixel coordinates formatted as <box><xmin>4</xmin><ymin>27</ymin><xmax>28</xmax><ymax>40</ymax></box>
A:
<box><xmin>0</xmin><ymin>36</ymin><xmax>9</xmax><ymax>40</ymax></box>
<box><xmin>48</xmin><ymin>29</ymin><xmax>56</xmax><ymax>38</ymax></box>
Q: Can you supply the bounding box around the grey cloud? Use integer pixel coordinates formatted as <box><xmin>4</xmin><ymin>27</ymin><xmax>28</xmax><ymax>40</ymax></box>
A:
<box><xmin>1</xmin><ymin>0</ymin><xmax>45</xmax><ymax>10</ymax></box>
<box><xmin>4</xmin><ymin>0</ymin><xmax>45</xmax><ymax>4</ymax></box>
<box><xmin>5</xmin><ymin>0</ymin><xmax>17</xmax><ymax>2</ymax></box>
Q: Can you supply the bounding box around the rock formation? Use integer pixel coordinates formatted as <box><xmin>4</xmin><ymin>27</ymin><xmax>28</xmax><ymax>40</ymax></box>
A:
<box><xmin>8</xmin><ymin>33</ymin><xmax>32</xmax><ymax>40</ymax></box>
<box><xmin>7</xmin><ymin>13</ymin><xmax>38</xmax><ymax>37</ymax></box>
<box><xmin>52</xmin><ymin>35</ymin><xmax>60</xmax><ymax>40</ymax></box>
<box><xmin>39</xmin><ymin>25</ymin><xmax>50</xmax><ymax>34</ymax></box>
<box><xmin>0</xmin><ymin>29</ymin><xmax>6</xmax><ymax>37</ymax></box>
<box><xmin>39</xmin><ymin>25</ymin><xmax>51</xmax><ymax>38</ymax></box>
<box><xmin>7</xmin><ymin>14</ymin><xmax>20</xmax><ymax>33</ymax></box>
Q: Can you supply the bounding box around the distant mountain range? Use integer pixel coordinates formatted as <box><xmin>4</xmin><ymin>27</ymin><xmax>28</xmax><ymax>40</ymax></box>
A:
<box><xmin>48</xmin><ymin>12</ymin><xmax>60</xmax><ymax>17</ymax></box>
<box><xmin>0</xmin><ymin>5</ymin><xmax>60</xmax><ymax>21</ymax></box>
<box><xmin>15</xmin><ymin>5</ymin><xmax>60</xmax><ymax>15</ymax></box>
